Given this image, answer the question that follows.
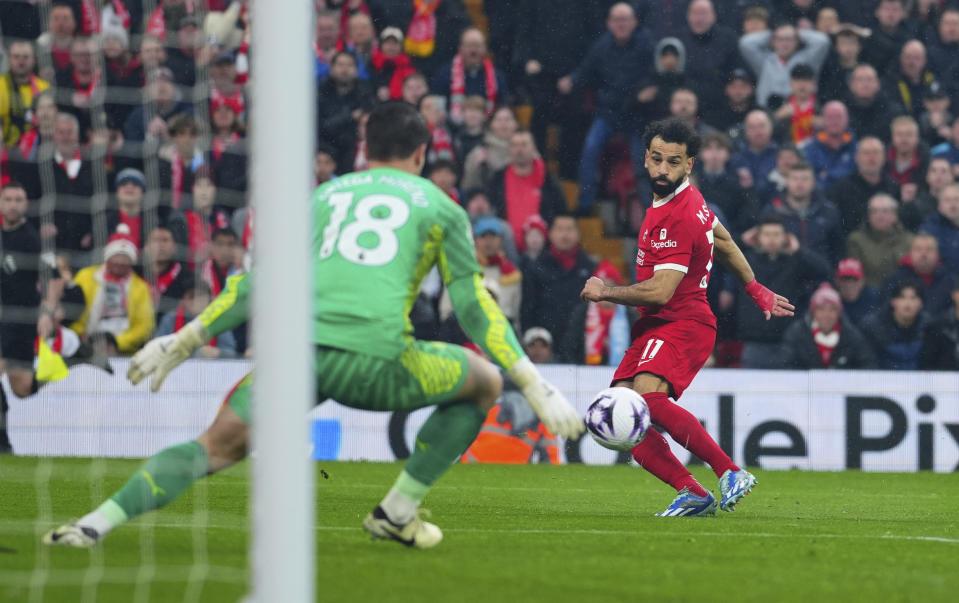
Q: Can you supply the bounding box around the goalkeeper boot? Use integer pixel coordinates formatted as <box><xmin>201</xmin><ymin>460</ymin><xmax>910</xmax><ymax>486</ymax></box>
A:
<box><xmin>655</xmin><ymin>487</ymin><xmax>718</xmax><ymax>517</ymax></box>
<box><xmin>363</xmin><ymin>506</ymin><xmax>442</xmax><ymax>549</ymax></box>
<box><xmin>719</xmin><ymin>468</ymin><xmax>757</xmax><ymax>511</ymax></box>
<box><xmin>43</xmin><ymin>522</ymin><xmax>100</xmax><ymax>548</ymax></box>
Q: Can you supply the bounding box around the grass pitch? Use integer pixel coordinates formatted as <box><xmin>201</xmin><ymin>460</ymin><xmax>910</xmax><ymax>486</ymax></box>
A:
<box><xmin>1</xmin><ymin>458</ymin><xmax>957</xmax><ymax>602</ymax></box>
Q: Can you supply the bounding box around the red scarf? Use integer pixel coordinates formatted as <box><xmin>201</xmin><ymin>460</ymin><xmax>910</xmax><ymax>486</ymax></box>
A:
<box><xmin>81</xmin><ymin>0</ymin><xmax>131</xmax><ymax>33</ymax></box>
<box><xmin>584</xmin><ymin>301</ymin><xmax>616</xmax><ymax>365</ymax></box>
<box><xmin>56</xmin><ymin>148</ymin><xmax>83</xmax><ymax>180</ymax></box>
<box><xmin>212</xmin><ymin>132</ymin><xmax>240</xmax><ymax>162</ymax></box>
<box><xmin>549</xmin><ymin>245</ymin><xmax>579</xmax><ymax>271</ymax></box>
<box><xmin>428</xmin><ymin>124</ymin><xmax>454</xmax><ymax>162</ymax></box>
<box><xmin>504</xmin><ymin>158</ymin><xmax>546</xmax><ymax>244</ymax></box>
<box><xmin>175</xmin><ymin>304</ymin><xmax>217</xmax><ymax>347</ymax></box>
<box><xmin>235</xmin><ymin>38</ymin><xmax>250</xmax><ymax>85</ymax></box>
<box><xmin>405</xmin><ymin>0</ymin><xmax>441</xmax><ymax>57</ymax></box>
<box><xmin>202</xmin><ymin>258</ymin><xmax>228</xmax><ymax>297</ymax></box>
<box><xmin>449</xmin><ymin>54</ymin><xmax>497</xmax><ymax>123</ymax></box>
<box><xmin>170</xmin><ymin>148</ymin><xmax>199</xmax><ymax>210</ymax></box>
<box><xmin>117</xmin><ymin>211</ymin><xmax>142</xmax><ymax>247</ymax></box>
<box><xmin>314</xmin><ymin>38</ymin><xmax>345</xmax><ymax>65</ymax></box>
<box><xmin>147</xmin><ymin>1</ymin><xmax>194</xmax><ymax>40</ymax></box>
<box><xmin>242</xmin><ymin>208</ymin><xmax>254</xmax><ymax>249</ymax></box>
<box><xmin>72</xmin><ymin>68</ymin><xmax>101</xmax><ymax>100</ymax></box>
<box><xmin>353</xmin><ymin>139</ymin><xmax>368</xmax><ymax>171</ymax></box>
<box><xmin>480</xmin><ymin>252</ymin><xmax>518</xmax><ymax>277</ymax></box>
<box><xmin>0</xmin><ymin>147</ymin><xmax>8</xmax><ymax>187</ymax></box>
<box><xmin>370</xmin><ymin>48</ymin><xmax>416</xmax><ymax>99</ymax></box>
<box><xmin>153</xmin><ymin>261</ymin><xmax>182</xmax><ymax>300</ymax></box>
<box><xmin>187</xmin><ymin>209</ymin><xmax>229</xmax><ymax>262</ymax></box>
<box><xmin>789</xmin><ymin>96</ymin><xmax>815</xmax><ymax>145</ymax></box>
<box><xmin>812</xmin><ymin>321</ymin><xmax>840</xmax><ymax>367</ymax></box>
<box><xmin>887</xmin><ymin>148</ymin><xmax>922</xmax><ymax>185</ymax></box>
<box><xmin>211</xmin><ymin>85</ymin><xmax>245</xmax><ymax>118</ymax></box>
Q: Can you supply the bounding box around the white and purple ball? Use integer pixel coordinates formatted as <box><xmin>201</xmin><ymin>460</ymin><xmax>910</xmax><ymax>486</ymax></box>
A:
<box><xmin>584</xmin><ymin>387</ymin><xmax>651</xmax><ymax>451</ymax></box>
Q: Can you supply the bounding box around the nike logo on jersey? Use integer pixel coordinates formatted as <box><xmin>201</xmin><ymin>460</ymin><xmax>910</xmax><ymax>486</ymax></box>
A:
<box><xmin>637</xmin><ymin>359</ymin><xmax>653</xmax><ymax>367</ymax></box>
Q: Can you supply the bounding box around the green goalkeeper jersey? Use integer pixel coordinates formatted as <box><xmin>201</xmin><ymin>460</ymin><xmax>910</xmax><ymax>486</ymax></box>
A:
<box><xmin>311</xmin><ymin>167</ymin><xmax>524</xmax><ymax>370</ymax></box>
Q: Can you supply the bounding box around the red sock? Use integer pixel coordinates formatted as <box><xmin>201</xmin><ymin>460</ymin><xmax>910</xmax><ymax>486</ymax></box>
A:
<box><xmin>631</xmin><ymin>428</ymin><xmax>709</xmax><ymax>497</ymax></box>
<box><xmin>643</xmin><ymin>392</ymin><xmax>739</xmax><ymax>478</ymax></box>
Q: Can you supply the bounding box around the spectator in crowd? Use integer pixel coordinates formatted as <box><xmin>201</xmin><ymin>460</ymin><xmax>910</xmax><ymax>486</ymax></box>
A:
<box><xmin>931</xmin><ymin>115</ymin><xmax>959</xmax><ymax>166</ymax></box>
<box><xmin>430</xmin><ymin>27</ymin><xmax>507</xmax><ymax>127</ymax></box>
<box><xmin>829</xmin><ymin>136</ymin><xmax>900</xmax><ymax>235</ymax></box>
<box><xmin>426</xmin><ymin>158</ymin><xmax>459</xmax><ymax>203</ymax></box>
<box><xmin>521</xmin><ymin>214</ymin><xmax>596</xmax><ymax>363</ymax></box>
<box><xmin>314</xmin><ymin>11</ymin><xmax>341</xmax><ymax>84</ymax></box>
<box><xmin>138</xmin><ymin>35</ymin><xmax>168</xmax><ymax>79</ymax></box>
<box><xmin>123</xmin><ymin>67</ymin><xmax>192</xmax><ymax>144</ymax></box>
<box><xmin>519</xmin><ymin>214</ymin><xmax>548</xmax><ymax>264</ymax></box>
<box><xmin>702</xmin><ymin>68</ymin><xmax>757</xmax><ymax>143</ymax></box>
<box><xmin>461</xmin><ymin>105</ymin><xmax>517</xmax><ymax>191</ymax></box>
<box><xmin>695</xmin><ymin>131</ymin><xmax>759</xmax><ymax>238</ymax></box>
<box><xmin>472</xmin><ymin>216</ymin><xmax>522</xmax><ymax>327</ymax></box>
<box><xmin>762</xmin><ymin>145</ymin><xmax>800</xmax><ymax>204</ymax></box>
<box><xmin>774</xmin><ymin>63</ymin><xmax>819</xmax><ymax>147</ymax></box>
<box><xmin>902</xmin><ymin>156</ymin><xmax>954</xmax><ymax>230</ymax></box>
<box><xmin>861</xmin><ymin>279</ymin><xmax>927</xmax><ymax>370</ymax></box>
<box><xmin>835</xmin><ymin>257</ymin><xmax>882</xmax><ymax>327</ymax></box>
<box><xmin>666</xmin><ymin>87</ymin><xmax>713</xmax><ymax>136</ymax></box>
<box><xmin>101</xmin><ymin>27</ymin><xmax>142</xmax><ymax>131</ymax></box>
<box><xmin>522</xmin><ymin>327</ymin><xmax>553</xmax><ymax>364</ymax></box>
<box><xmin>374</xmin><ymin>0</ymin><xmax>472</xmax><ymax>76</ymax></box>
<box><xmin>316</xmin><ymin>51</ymin><xmax>375</xmax><ymax>172</ymax></box>
<box><xmin>886</xmin><ymin>115</ymin><xmax>929</xmax><ymax>189</ymax></box>
<box><xmin>738</xmin><ymin>20</ymin><xmax>831</xmax><ymax>108</ymax></box>
<box><xmin>200</xmin><ymin>227</ymin><xmax>241</xmax><ymax>300</ymax></box>
<box><xmin>919</xmin><ymin>183</ymin><xmax>959</xmax><ymax>274</ymax></box>
<box><xmin>917</xmin><ymin>89</ymin><xmax>952</xmax><ymax>149</ymax></box>
<box><xmin>35</xmin><ymin>1</ymin><xmax>77</xmax><ymax>80</ymax></box>
<box><xmin>314</xmin><ymin>145</ymin><xmax>338</xmax><ymax>186</ymax></box>
<box><xmin>730</xmin><ymin>109</ymin><xmax>779</xmax><ymax>202</ymax></box>
<box><xmin>741</xmin><ymin>5</ymin><xmax>771</xmax><ymax>34</ymax></box>
<box><xmin>883</xmin><ymin>233</ymin><xmax>954</xmax><ymax>316</ymax></box>
<box><xmin>487</xmin><ymin>130</ymin><xmax>566</xmax><ymax>244</ymax></box>
<box><xmin>208</xmin><ymin>93</ymin><xmax>247</xmax><ymax>206</ymax></box>
<box><xmin>106</xmin><ymin>167</ymin><xmax>185</xmax><ymax>250</ymax></box>
<box><xmin>369</xmin><ymin>27</ymin><xmax>415</xmax><ymax>101</ymax></box>
<box><xmin>184</xmin><ymin>168</ymin><xmax>231</xmax><ymax>265</ymax></box>
<box><xmin>0</xmin><ymin>40</ymin><xmax>50</xmax><ymax>147</ymax></box>
<box><xmin>7</xmin><ymin>91</ymin><xmax>56</xmax><ymax>164</ymax></box>
<box><xmin>164</xmin><ymin>15</ymin><xmax>203</xmax><ymax>88</ymax></box>
<box><xmin>70</xmin><ymin>227</ymin><xmax>155</xmax><ymax>356</ymax></box>
<box><xmin>801</xmin><ymin>100</ymin><xmax>857</xmax><ymax>190</ymax></box>
<box><xmin>843</xmin><ymin>64</ymin><xmax>902</xmax><ymax>143</ymax></box>
<box><xmin>557</xmin><ymin>2</ymin><xmax>654</xmax><ymax>213</ymax></box>
<box><xmin>158</xmin><ymin>113</ymin><xmax>205</xmax><ymax>211</ymax></box>
<box><xmin>918</xmin><ymin>280</ymin><xmax>959</xmax><ymax>370</ymax></box>
<box><xmin>451</xmin><ymin>95</ymin><xmax>486</xmax><ymax>169</ymax></box>
<box><xmin>400</xmin><ymin>71</ymin><xmax>429</xmax><ymax>106</ymax></box>
<box><xmin>862</xmin><ymin>0</ymin><xmax>916</xmax><ymax>73</ymax></box>
<box><xmin>346</xmin><ymin>13</ymin><xmax>377</xmax><ymax>72</ymax></box>
<box><xmin>847</xmin><ymin>193</ymin><xmax>913</xmax><ymax>288</ymax></box>
<box><xmin>583</xmin><ymin>259</ymin><xmax>626</xmax><ymax>366</ymax></box>
<box><xmin>145</xmin><ymin>0</ymin><xmax>193</xmax><ymax>42</ymax></box>
<box><xmin>759</xmin><ymin>161</ymin><xmax>844</xmax><ymax>265</ymax></box>
<box><xmin>43</xmin><ymin>113</ymin><xmax>94</xmax><ymax>257</ymax></box>
<box><xmin>926</xmin><ymin>6</ymin><xmax>959</xmax><ymax>100</ymax></box>
<box><xmin>780</xmin><ymin>284</ymin><xmax>876</xmax><ymax>369</ymax></box>
<box><xmin>156</xmin><ymin>281</ymin><xmax>237</xmax><ymax>358</ymax></box>
<box><xmin>140</xmin><ymin>224</ymin><xmax>191</xmax><ymax>322</ymax></box>
<box><xmin>884</xmin><ymin>40</ymin><xmax>939</xmax><ymax>120</ymax></box>
<box><xmin>732</xmin><ymin>216</ymin><xmax>832</xmax><ymax>368</ymax></box>
<box><xmin>419</xmin><ymin>95</ymin><xmax>455</xmax><ymax>166</ymax></box>
<box><xmin>209</xmin><ymin>51</ymin><xmax>246</xmax><ymax>124</ymax></box>
<box><xmin>677</xmin><ymin>0</ymin><xmax>740</xmax><ymax>112</ymax></box>
<box><xmin>54</xmin><ymin>36</ymin><xmax>101</xmax><ymax>139</ymax></box>
<box><xmin>818</xmin><ymin>25</ymin><xmax>869</xmax><ymax>101</ymax></box>
<box><xmin>630</xmin><ymin>38</ymin><xmax>688</xmax><ymax>124</ymax></box>
<box><xmin>513</xmin><ymin>0</ymin><xmax>596</xmax><ymax>180</ymax></box>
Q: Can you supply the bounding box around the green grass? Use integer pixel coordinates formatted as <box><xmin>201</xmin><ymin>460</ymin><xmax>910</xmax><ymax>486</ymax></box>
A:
<box><xmin>1</xmin><ymin>458</ymin><xmax>957</xmax><ymax>602</ymax></box>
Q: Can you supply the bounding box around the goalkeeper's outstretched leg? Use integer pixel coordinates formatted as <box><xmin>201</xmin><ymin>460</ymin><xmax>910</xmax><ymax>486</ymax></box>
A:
<box><xmin>43</xmin><ymin>374</ymin><xmax>252</xmax><ymax>547</ymax></box>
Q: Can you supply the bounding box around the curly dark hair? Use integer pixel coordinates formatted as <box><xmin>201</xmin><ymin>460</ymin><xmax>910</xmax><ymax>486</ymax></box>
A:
<box><xmin>643</xmin><ymin>118</ymin><xmax>701</xmax><ymax>158</ymax></box>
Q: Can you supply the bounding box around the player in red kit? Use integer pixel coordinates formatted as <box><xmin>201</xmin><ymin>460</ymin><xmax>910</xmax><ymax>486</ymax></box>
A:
<box><xmin>581</xmin><ymin>119</ymin><xmax>794</xmax><ymax>516</ymax></box>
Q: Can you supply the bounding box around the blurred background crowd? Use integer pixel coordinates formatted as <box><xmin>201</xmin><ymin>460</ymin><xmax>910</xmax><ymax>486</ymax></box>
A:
<box><xmin>2</xmin><ymin>0</ymin><xmax>959</xmax><ymax>375</ymax></box>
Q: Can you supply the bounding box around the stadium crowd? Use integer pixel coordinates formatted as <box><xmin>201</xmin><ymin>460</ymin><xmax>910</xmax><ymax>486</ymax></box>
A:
<box><xmin>3</xmin><ymin>0</ymin><xmax>959</xmax><ymax>376</ymax></box>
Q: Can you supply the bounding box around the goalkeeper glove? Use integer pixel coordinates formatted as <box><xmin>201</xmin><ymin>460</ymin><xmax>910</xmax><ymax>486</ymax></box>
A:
<box><xmin>127</xmin><ymin>319</ymin><xmax>209</xmax><ymax>392</ymax></box>
<box><xmin>507</xmin><ymin>358</ymin><xmax>585</xmax><ymax>439</ymax></box>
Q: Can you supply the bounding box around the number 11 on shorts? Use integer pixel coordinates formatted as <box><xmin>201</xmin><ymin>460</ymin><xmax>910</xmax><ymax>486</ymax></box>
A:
<box><xmin>638</xmin><ymin>338</ymin><xmax>665</xmax><ymax>366</ymax></box>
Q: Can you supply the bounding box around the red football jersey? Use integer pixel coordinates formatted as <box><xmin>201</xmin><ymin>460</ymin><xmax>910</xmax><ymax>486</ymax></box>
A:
<box><xmin>635</xmin><ymin>180</ymin><xmax>717</xmax><ymax>328</ymax></box>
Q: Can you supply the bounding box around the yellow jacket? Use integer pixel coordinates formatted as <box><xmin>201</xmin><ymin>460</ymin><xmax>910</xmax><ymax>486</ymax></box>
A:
<box><xmin>0</xmin><ymin>74</ymin><xmax>50</xmax><ymax>147</ymax></box>
<box><xmin>70</xmin><ymin>265</ymin><xmax>155</xmax><ymax>354</ymax></box>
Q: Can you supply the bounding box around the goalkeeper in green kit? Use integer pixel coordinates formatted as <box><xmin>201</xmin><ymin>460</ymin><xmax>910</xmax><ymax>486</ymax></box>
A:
<box><xmin>44</xmin><ymin>102</ymin><xmax>583</xmax><ymax>550</ymax></box>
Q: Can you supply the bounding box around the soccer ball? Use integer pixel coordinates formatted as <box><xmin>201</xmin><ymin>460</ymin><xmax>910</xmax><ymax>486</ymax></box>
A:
<box><xmin>584</xmin><ymin>387</ymin><xmax>651</xmax><ymax>451</ymax></box>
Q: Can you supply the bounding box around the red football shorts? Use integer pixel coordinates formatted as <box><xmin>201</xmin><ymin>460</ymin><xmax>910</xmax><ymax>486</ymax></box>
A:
<box><xmin>611</xmin><ymin>316</ymin><xmax>716</xmax><ymax>399</ymax></box>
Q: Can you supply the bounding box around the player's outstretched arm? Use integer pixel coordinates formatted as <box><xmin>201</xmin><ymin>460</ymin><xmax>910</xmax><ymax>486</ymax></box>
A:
<box><xmin>128</xmin><ymin>272</ymin><xmax>251</xmax><ymax>391</ymax></box>
<box><xmin>712</xmin><ymin>221</ymin><xmax>794</xmax><ymax>320</ymax></box>
<box><xmin>580</xmin><ymin>269</ymin><xmax>683</xmax><ymax>307</ymax></box>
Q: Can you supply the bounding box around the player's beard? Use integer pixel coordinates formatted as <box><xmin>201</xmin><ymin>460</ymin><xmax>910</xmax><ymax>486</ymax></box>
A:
<box><xmin>651</xmin><ymin>172</ymin><xmax>684</xmax><ymax>198</ymax></box>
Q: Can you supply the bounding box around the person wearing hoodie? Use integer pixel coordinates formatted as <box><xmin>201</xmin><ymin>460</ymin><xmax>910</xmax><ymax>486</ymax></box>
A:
<box><xmin>846</xmin><ymin>193</ymin><xmax>913</xmax><ymax>288</ymax></box>
<box><xmin>628</xmin><ymin>37</ymin><xmax>689</xmax><ymax>123</ymax></box>
<box><xmin>678</xmin><ymin>0</ymin><xmax>741</xmax><ymax>111</ymax></box>
<box><xmin>861</xmin><ymin>280</ymin><xmax>927</xmax><ymax>370</ymax></box>
<box><xmin>882</xmin><ymin>233</ymin><xmax>955</xmax><ymax>316</ymax></box>
<box><xmin>918</xmin><ymin>183</ymin><xmax>959</xmax><ymax>274</ymax></box>
<box><xmin>757</xmin><ymin>160</ymin><xmax>844</xmax><ymax>265</ymax></box>
<box><xmin>780</xmin><ymin>285</ymin><xmax>876</xmax><ymax>369</ymax></box>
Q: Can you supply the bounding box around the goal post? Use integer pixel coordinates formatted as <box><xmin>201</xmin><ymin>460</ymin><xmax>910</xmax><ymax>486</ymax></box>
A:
<box><xmin>249</xmin><ymin>0</ymin><xmax>316</xmax><ymax>600</ymax></box>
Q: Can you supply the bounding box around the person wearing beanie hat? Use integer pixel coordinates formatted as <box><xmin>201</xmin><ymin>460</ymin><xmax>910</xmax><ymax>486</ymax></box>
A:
<box><xmin>780</xmin><ymin>283</ymin><xmax>875</xmax><ymax>369</ymax></box>
<box><xmin>520</xmin><ymin>213</ymin><xmax>548</xmax><ymax>261</ymax></box>
<box><xmin>70</xmin><ymin>224</ymin><xmax>155</xmax><ymax>356</ymax></box>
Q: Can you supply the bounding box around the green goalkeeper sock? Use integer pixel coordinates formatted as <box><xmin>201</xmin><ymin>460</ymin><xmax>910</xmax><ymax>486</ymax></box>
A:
<box><xmin>401</xmin><ymin>401</ymin><xmax>485</xmax><ymax>492</ymax></box>
<box><xmin>107</xmin><ymin>440</ymin><xmax>210</xmax><ymax>525</ymax></box>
